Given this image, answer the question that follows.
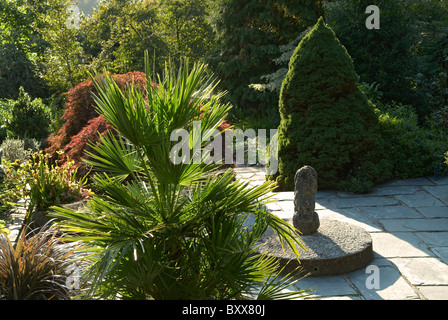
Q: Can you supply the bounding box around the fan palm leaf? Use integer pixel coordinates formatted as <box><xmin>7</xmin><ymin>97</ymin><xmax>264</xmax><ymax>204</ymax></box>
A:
<box><xmin>51</xmin><ymin>53</ymin><xmax>307</xmax><ymax>300</ymax></box>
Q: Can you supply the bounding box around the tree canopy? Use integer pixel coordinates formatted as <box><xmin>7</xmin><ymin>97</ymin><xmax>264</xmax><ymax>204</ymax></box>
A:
<box><xmin>207</xmin><ymin>0</ymin><xmax>324</xmax><ymax>116</ymax></box>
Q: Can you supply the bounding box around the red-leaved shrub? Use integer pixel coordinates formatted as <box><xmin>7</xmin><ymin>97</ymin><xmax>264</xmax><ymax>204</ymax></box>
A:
<box><xmin>45</xmin><ymin>72</ymin><xmax>147</xmax><ymax>174</ymax></box>
<box><xmin>46</xmin><ymin>71</ymin><xmax>147</xmax><ymax>156</ymax></box>
<box><xmin>61</xmin><ymin>115</ymin><xmax>115</xmax><ymax>177</ymax></box>
<box><xmin>46</xmin><ymin>71</ymin><xmax>232</xmax><ymax>177</ymax></box>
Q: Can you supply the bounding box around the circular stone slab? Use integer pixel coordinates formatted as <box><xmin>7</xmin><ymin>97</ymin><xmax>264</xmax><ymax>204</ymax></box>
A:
<box><xmin>256</xmin><ymin>218</ymin><xmax>373</xmax><ymax>276</ymax></box>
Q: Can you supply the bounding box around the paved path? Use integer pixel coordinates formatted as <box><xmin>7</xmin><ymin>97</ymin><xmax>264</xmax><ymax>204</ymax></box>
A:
<box><xmin>233</xmin><ymin>166</ymin><xmax>448</xmax><ymax>300</ymax></box>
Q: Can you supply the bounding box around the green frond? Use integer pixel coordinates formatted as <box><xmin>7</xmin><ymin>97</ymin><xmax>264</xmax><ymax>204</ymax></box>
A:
<box><xmin>84</xmin><ymin>131</ymin><xmax>142</xmax><ymax>179</ymax></box>
<box><xmin>52</xmin><ymin>53</ymin><xmax>309</xmax><ymax>300</ymax></box>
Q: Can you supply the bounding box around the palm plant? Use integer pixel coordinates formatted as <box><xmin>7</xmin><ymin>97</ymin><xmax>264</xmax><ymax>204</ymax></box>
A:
<box><xmin>51</xmin><ymin>53</ymin><xmax>307</xmax><ymax>300</ymax></box>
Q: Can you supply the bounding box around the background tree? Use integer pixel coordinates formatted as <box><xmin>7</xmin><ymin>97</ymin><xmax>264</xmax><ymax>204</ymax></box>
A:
<box><xmin>25</xmin><ymin>0</ymin><xmax>89</xmax><ymax>94</ymax></box>
<box><xmin>0</xmin><ymin>0</ymin><xmax>49</xmax><ymax>99</ymax></box>
<box><xmin>406</xmin><ymin>0</ymin><xmax>448</xmax><ymax>115</ymax></box>
<box><xmin>207</xmin><ymin>0</ymin><xmax>324</xmax><ymax>121</ymax></box>
<box><xmin>81</xmin><ymin>0</ymin><xmax>168</xmax><ymax>74</ymax></box>
<box><xmin>324</xmin><ymin>0</ymin><xmax>442</xmax><ymax>120</ymax></box>
<box><xmin>159</xmin><ymin>0</ymin><xmax>215</xmax><ymax>63</ymax></box>
<box><xmin>80</xmin><ymin>0</ymin><xmax>214</xmax><ymax>75</ymax></box>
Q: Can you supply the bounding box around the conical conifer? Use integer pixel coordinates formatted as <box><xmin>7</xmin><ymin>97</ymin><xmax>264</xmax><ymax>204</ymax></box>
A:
<box><xmin>272</xmin><ymin>17</ymin><xmax>391</xmax><ymax>191</ymax></box>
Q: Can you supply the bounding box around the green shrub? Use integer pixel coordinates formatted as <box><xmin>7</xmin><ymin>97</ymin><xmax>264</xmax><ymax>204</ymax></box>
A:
<box><xmin>0</xmin><ymin>138</ymin><xmax>40</xmax><ymax>163</ymax></box>
<box><xmin>6</xmin><ymin>87</ymin><xmax>51</xmax><ymax>141</ymax></box>
<box><xmin>361</xmin><ymin>82</ymin><xmax>448</xmax><ymax>180</ymax></box>
<box><xmin>17</xmin><ymin>151</ymin><xmax>92</xmax><ymax>214</ymax></box>
<box><xmin>0</xmin><ymin>221</ymin><xmax>9</xmax><ymax>235</ymax></box>
<box><xmin>0</xmin><ymin>159</ymin><xmax>23</xmax><ymax>217</ymax></box>
<box><xmin>376</xmin><ymin>103</ymin><xmax>433</xmax><ymax>179</ymax></box>
<box><xmin>271</xmin><ymin>18</ymin><xmax>391</xmax><ymax>192</ymax></box>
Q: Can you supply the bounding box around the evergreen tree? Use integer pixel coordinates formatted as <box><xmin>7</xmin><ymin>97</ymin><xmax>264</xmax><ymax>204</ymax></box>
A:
<box><xmin>207</xmin><ymin>0</ymin><xmax>323</xmax><ymax>115</ymax></box>
<box><xmin>271</xmin><ymin>17</ymin><xmax>391</xmax><ymax>192</ymax></box>
<box><xmin>324</xmin><ymin>0</ymin><xmax>426</xmax><ymax>116</ymax></box>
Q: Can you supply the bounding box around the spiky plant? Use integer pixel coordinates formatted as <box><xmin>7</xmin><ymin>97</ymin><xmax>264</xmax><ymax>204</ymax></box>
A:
<box><xmin>51</xmin><ymin>53</ymin><xmax>307</xmax><ymax>300</ymax></box>
<box><xmin>0</xmin><ymin>227</ymin><xmax>80</xmax><ymax>300</ymax></box>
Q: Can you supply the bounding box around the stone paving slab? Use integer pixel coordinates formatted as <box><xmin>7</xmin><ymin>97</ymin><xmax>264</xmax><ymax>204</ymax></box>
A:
<box><xmin>314</xmin><ymin>296</ymin><xmax>362</xmax><ymax>300</ymax></box>
<box><xmin>233</xmin><ymin>166</ymin><xmax>265</xmax><ymax>173</ymax></box>
<box><xmin>269</xmin><ymin>192</ymin><xmax>294</xmax><ymax>201</ymax></box>
<box><xmin>346</xmin><ymin>266</ymin><xmax>420</xmax><ymax>300</ymax></box>
<box><xmin>422</xmin><ymin>185</ymin><xmax>448</xmax><ymax>204</ymax></box>
<box><xmin>380</xmin><ymin>177</ymin><xmax>435</xmax><ymax>187</ymax></box>
<box><xmin>380</xmin><ymin>218</ymin><xmax>448</xmax><ymax>232</ymax></box>
<box><xmin>433</xmin><ymin>247</ymin><xmax>448</xmax><ymax>264</ymax></box>
<box><xmin>370</xmin><ymin>232</ymin><xmax>432</xmax><ymax>258</ymax></box>
<box><xmin>416</xmin><ymin>206</ymin><xmax>448</xmax><ymax>218</ymax></box>
<box><xmin>414</xmin><ymin>232</ymin><xmax>448</xmax><ymax>247</ymax></box>
<box><xmin>390</xmin><ymin>257</ymin><xmax>448</xmax><ymax>286</ymax></box>
<box><xmin>428</xmin><ymin>176</ymin><xmax>448</xmax><ymax>185</ymax></box>
<box><xmin>360</xmin><ymin>205</ymin><xmax>423</xmax><ymax>220</ymax></box>
<box><xmin>264</xmin><ymin>201</ymin><xmax>283</xmax><ymax>212</ymax></box>
<box><xmin>276</xmin><ymin>201</ymin><xmax>294</xmax><ymax>212</ymax></box>
<box><xmin>234</xmin><ymin>172</ymin><xmax>257</xmax><ymax>179</ymax></box>
<box><xmin>395</xmin><ymin>191</ymin><xmax>446</xmax><ymax>207</ymax></box>
<box><xmin>337</xmin><ymin>186</ymin><xmax>420</xmax><ymax>198</ymax></box>
<box><xmin>316</xmin><ymin>190</ymin><xmax>339</xmax><ymax>199</ymax></box>
<box><xmin>331</xmin><ymin>196</ymin><xmax>399</xmax><ymax>208</ymax></box>
<box><xmin>417</xmin><ymin>286</ymin><xmax>448</xmax><ymax>300</ymax></box>
<box><xmin>315</xmin><ymin>199</ymin><xmax>338</xmax><ymax>211</ymax></box>
<box><xmin>369</xmin><ymin>186</ymin><xmax>421</xmax><ymax>197</ymax></box>
<box><xmin>294</xmin><ymin>275</ymin><xmax>358</xmax><ymax>298</ymax></box>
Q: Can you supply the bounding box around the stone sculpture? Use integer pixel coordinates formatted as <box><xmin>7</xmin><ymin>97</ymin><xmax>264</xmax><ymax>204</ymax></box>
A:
<box><xmin>293</xmin><ymin>166</ymin><xmax>320</xmax><ymax>235</ymax></box>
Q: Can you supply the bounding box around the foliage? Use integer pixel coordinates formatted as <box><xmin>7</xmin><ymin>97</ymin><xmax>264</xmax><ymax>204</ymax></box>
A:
<box><xmin>80</xmin><ymin>0</ymin><xmax>214</xmax><ymax>75</ymax></box>
<box><xmin>80</xmin><ymin>0</ymin><xmax>168</xmax><ymax>74</ymax></box>
<box><xmin>45</xmin><ymin>71</ymin><xmax>147</xmax><ymax>165</ymax></box>
<box><xmin>406</xmin><ymin>0</ymin><xmax>448</xmax><ymax>114</ymax></box>
<box><xmin>361</xmin><ymin>83</ymin><xmax>448</xmax><ymax>179</ymax></box>
<box><xmin>250</xmin><ymin>27</ymin><xmax>312</xmax><ymax>96</ymax></box>
<box><xmin>62</xmin><ymin>115</ymin><xmax>115</xmax><ymax>178</ymax></box>
<box><xmin>376</xmin><ymin>103</ymin><xmax>436</xmax><ymax>179</ymax></box>
<box><xmin>51</xmin><ymin>56</ymin><xmax>307</xmax><ymax>300</ymax></box>
<box><xmin>0</xmin><ymin>159</ymin><xmax>23</xmax><ymax>217</ymax></box>
<box><xmin>207</xmin><ymin>0</ymin><xmax>324</xmax><ymax>115</ymax></box>
<box><xmin>445</xmin><ymin>151</ymin><xmax>448</xmax><ymax>169</ymax></box>
<box><xmin>16</xmin><ymin>151</ymin><xmax>91</xmax><ymax>214</ymax></box>
<box><xmin>0</xmin><ymin>0</ymin><xmax>50</xmax><ymax>99</ymax></box>
<box><xmin>324</xmin><ymin>0</ymin><xmax>448</xmax><ymax>119</ymax></box>
<box><xmin>0</xmin><ymin>226</ymin><xmax>79</xmax><ymax>300</ymax></box>
<box><xmin>24</xmin><ymin>0</ymin><xmax>90</xmax><ymax>94</ymax></box>
<box><xmin>158</xmin><ymin>0</ymin><xmax>215</xmax><ymax>63</ymax></box>
<box><xmin>271</xmin><ymin>18</ymin><xmax>391</xmax><ymax>192</ymax></box>
<box><xmin>0</xmin><ymin>221</ymin><xmax>9</xmax><ymax>235</ymax></box>
<box><xmin>0</xmin><ymin>137</ymin><xmax>40</xmax><ymax>163</ymax></box>
<box><xmin>4</xmin><ymin>87</ymin><xmax>51</xmax><ymax>141</ymax></box>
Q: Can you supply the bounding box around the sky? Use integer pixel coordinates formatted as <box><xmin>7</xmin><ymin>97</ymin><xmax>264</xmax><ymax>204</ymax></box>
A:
<box><xmin>75</xmin><ymin>0</ymin><xmax>101</xmax><ymax>16</ymax></box>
